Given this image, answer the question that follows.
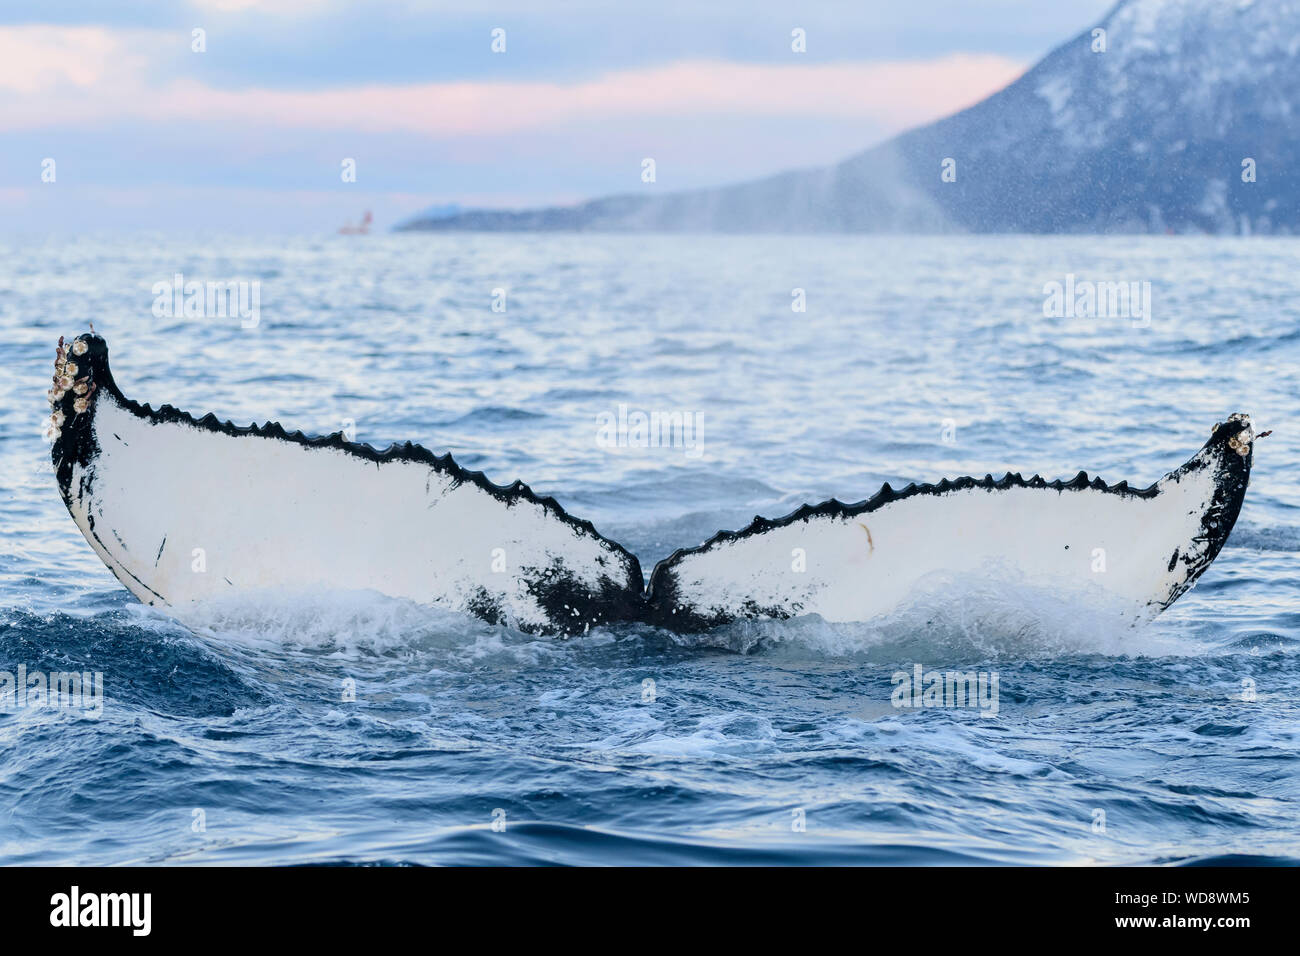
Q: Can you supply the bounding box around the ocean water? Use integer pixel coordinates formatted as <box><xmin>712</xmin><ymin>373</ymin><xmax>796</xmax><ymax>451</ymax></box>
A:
<box><xmin>1</xmin><ymin>233</ymin><xmax>1298</xmax><ymax>865</ymax></box>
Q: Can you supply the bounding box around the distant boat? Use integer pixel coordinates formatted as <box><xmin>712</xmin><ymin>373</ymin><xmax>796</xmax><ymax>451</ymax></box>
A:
<box><xmin>339</xmin><ymin>211</ymin><xmax>372</xmax><ymax>235</ymax></box>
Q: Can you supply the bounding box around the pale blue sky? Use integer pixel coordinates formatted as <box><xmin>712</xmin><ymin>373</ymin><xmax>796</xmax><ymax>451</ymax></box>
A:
<box><xmin>0</xmin><ymin>1</ymin><xmax>1116</xmax><ymax>232</ymax></box>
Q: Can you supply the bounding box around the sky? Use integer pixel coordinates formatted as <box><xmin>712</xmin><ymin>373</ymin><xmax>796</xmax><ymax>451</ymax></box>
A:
<box><xmin>0</xmin><ymin>0</ymin><xmax>1116</xmax><ymax>233</ymax></box>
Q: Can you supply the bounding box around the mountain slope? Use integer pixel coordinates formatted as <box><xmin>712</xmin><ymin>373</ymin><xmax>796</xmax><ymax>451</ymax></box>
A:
<box><xmin>398</xmin><ymin>0</ymin><xmax>1300</xmax><ymax>234</ymax></box>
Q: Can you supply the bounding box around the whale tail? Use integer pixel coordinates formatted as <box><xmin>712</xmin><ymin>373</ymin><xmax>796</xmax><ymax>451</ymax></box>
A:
<box><xmin>48</xmin><ymin>333</ymin><xmax>1253</xmax><ymax>635</ymax></box>
<box><xmin>49</xmin><ymin>333</ymin><xmax>643</xmax><ymax>635</ymax></box>
<box><xmin>643</xmin><ymin>416</ymin><xmax>1254</xmax><ymax>630</ymax></box>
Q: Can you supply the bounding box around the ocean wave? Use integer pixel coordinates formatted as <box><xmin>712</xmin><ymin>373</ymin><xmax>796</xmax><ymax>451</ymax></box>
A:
<box><xmin>1227</xmin><ymin>523</ymin><xmax>1300</xmax><ymax>552</ymax></box>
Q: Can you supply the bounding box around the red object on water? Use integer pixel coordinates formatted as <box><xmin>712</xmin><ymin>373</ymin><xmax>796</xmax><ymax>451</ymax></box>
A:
<box><xmin>339</xmin><ymin>211</ymin><xmax>372</xmax><ymax>235</ymax></box>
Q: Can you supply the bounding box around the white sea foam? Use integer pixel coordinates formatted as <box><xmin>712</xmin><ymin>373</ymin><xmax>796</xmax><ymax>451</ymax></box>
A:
<box><xmin>139</xmin><ymin>565</ymin><xmax>1216</xmax><ymax>664</ymax></box>
<box><xmin>678</xmin><ymin>567</ymin><xmax>1212</xmax><ymax>661</ymax></box>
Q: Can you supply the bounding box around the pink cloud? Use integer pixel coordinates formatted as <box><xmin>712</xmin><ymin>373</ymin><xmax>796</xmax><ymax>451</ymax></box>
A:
<box><xmin>0</xmin><ymin>27</ymin><xmax>1024</xmax><ymax>139</ymax></box>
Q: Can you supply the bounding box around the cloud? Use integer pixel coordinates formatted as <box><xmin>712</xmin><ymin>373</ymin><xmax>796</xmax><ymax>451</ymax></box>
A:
<box><xmin>0</xmin><ymin>25</ymin><xmax>1024</xmax><ymax>139</ymax></box>
<box><xmin>152</xmin><ymin>55</ymin><xmax>1025</xmax><ymax>136</ymax></box>
<box><xmin>0</xmin><ymin>26</ymin><xmax>145</xmax><ymax>94</ymax></box>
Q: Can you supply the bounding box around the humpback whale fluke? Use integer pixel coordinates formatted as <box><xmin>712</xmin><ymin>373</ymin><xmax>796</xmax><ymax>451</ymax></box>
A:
<box><xmin>49</xmin><ymin>333</ymin><xmax>1254</xmax><ymax>636</ymax></box>
<box><xmin>48</xmin><ymin>333</ymin><xmax>643</xmax><ymax>634</ymax></box>
<box><xmin>643</xmin><ymin>416</ymin><xmax>1255</xmax><ymax>631</ymax></box>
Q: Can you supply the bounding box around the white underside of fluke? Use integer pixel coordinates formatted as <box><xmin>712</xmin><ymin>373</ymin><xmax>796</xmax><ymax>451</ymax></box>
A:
<box><xmin>64</xmin><ymin>393</ymin><xmax>635</xmax><ymax>633</ymax></box>
<box><xmin>652</xmin><ymin>468</ymin><xmax>1220</xmax><ymax>628</ymax></box>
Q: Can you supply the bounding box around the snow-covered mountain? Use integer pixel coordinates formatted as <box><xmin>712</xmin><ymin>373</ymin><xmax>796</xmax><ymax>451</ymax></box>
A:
<box><xmin>398</xmin><ymin>0</ymin><xmax>1300</xmax><ymax>234</ymax></box>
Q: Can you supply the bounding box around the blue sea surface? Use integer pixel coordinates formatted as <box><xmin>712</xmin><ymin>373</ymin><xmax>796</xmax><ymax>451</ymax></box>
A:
<box><xmin>1</xmin><ymin>233</ymin><xmax>1298</xmax><ymax>865</ymax></box>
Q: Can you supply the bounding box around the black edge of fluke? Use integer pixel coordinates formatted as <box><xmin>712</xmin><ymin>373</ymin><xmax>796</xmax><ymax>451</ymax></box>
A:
<box><xmin>49</xmin><ymin>333</ymin><xmax>113</xmax><ymax>498</ymax></box>
<box><xmin>48</xmin><ymin>333</ymin><xmax>178</xmax><ymax>609</ymax></box>
<box><xmin>642</xmin><ymin>414</ymin><xmax>1255</xmax><ymax>631</ymax></box>
<box><xmin>1157</xmin><ymin>412</ymin><xmax>1253</xmax><ymax>610</ymax></box>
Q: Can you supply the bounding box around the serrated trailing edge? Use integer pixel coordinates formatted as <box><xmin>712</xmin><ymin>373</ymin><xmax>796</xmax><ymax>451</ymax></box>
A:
<box><xmin>647</xmin><ymin>468</ymin><xmax>1160</xmax><ymax>589</ymax></box>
